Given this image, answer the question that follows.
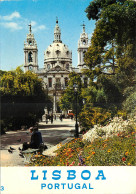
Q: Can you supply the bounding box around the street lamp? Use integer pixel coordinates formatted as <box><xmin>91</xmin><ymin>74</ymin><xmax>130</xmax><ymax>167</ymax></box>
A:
<box><xmin>82</xmin><ymin>98</ymin><xmax>86</xmax><ymax>105</ymax></box>
<box><xmin>73</xmin><ymin>83</ymin><xmax>79</xmax><ymax>138</ymax></box>
<box><xmin>53</xmin><ymin>83</ymin><xmax>56</xmax><ymax>114</ymax></box>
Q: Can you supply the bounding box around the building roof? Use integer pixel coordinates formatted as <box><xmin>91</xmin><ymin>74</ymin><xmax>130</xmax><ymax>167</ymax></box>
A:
<box><xmin>44</xmin><ymin>42</ymin><xmax>72</xmax><ymax>63</ymax></box>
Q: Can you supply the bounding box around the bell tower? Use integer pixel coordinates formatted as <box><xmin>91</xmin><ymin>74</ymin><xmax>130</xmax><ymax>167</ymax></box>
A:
<box><xmin>24</xmin><ymin>23</ymin><xmax>38</xmax><ymax>73</ymax></box>
<box><xmin>77</xmin><ymin>23</ymin><xmax>89</xmax><ymax>71</ymax></box>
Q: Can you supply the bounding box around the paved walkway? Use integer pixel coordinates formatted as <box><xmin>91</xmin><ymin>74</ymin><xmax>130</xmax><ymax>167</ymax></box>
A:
<box><xmin>0</xmin><ymin>119</ymin><xmax>76</xmax><ymax>166</ymax></box>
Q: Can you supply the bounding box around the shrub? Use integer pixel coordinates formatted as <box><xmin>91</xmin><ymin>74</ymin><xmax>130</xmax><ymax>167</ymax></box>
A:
<box><xmin>83</xmin><ymin>117</ymin><xmax>136</xmax><ymax>143</ymax></box>
<box><xmin>122</xmin><ymin>90</ymin><xmax>136</xmax><ymax>115</ymax></box>
<box><xmin>117</xmin><ymin>110</ymin><xmax>127</xmax><ymax>120</ymax></box>
<box><xmin>79</xmin><ymin>106</ymin><xmax>111</xmax><ymax>131</ymax></box>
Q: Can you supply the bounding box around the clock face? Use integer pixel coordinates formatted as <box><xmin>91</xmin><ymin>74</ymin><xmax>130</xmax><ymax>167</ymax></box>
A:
<box><xmin>29</xmin><ymin>65</ymin><xmax>33</xmax><ymax>71</ymax></box>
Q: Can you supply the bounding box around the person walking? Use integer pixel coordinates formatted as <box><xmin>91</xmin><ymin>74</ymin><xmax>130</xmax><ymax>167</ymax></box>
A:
<box><xmin>51</xmin><ymin>114</ymin><xmax>53</xmax><ymax>124</ymax></box>
<box><xmin>60</xmin><ymin>114</ymin><xmax>63</xmax><ymax>121</ymax></box>
<box><xmin>46</xmin><ymin>114</ymin><xmax>48</xmax><ymax>124</ymax></box>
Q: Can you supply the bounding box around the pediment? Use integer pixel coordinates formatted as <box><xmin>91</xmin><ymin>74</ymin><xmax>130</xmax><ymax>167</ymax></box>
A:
<box><xmin>46</xmin><ymin>65</ymin><xmax>70</xmax><ymax>73</ymax></box>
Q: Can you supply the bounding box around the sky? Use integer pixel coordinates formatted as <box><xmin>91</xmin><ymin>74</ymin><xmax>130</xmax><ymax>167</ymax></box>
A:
<box><xmin>0</xmin><ymin>0</ymin><xmax>95</xmax><ymax>71</ymax></box>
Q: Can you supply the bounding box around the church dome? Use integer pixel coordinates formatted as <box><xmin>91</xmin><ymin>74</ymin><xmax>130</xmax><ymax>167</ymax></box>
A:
<box><xmin>44</xmin><ymin>19</ymin><xmax>72</xmax><ymax>67</ymax></box>
<box><xmin>44</xmin><ymin>42</ymin><xmax>72</xmax><ymax>63</ymax></box>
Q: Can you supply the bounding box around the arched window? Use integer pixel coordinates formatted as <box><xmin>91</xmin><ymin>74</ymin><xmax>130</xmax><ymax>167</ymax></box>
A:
<box><xmin>47</xmin><ymin>64</ymin><xmax>50</xmax><ymax>70</ymax></box>
<box><xmin>56</xmin><ymin>50</ymin><xmax>60</xmax><ymax>55</ymax></box>
<box><xmin>48</xmin><ymin>78</ymin><xmax>52</xmax><ymax>88</ymax></box>
<box><xmin>56</xmin><ymin>78</ymin><xmax>61</xmax><ymax>89</ymax></box>
<box><xmin>65</xmin><ymin>77</ymin><xmax>68</xmax><ymax>87</ymax></box>
<box><xmin>83</xmin><ymin>51</ymin><xmax>86</xmax><ymax>58</ymax></box>
<box><xmin>83</xmin><ymin>39</ymin><xmax>86</xmax><ymax>45</ymax></box>
<box><xmin>66</xmin><ymin>64</ymin><xmax>69</xmax><ymax>70</ymax></box>
<box><xmin>28</xmin><ymin>52</ymin><xmax>33</xmax><ymax>62</ymax></box>
<box><xmin>46</xmin><ymin>51</ymin><xmax>50</xmax><ymax>56</ymax></box>
<box><xmin>66</xmin><ymin>51</ymin><xmax>69</xmax><ymax>56</ymax></box>
<box><xmin>29</xmin><ymin>40</ymin><xmax>32</xmax><ymax>45</ymax></box>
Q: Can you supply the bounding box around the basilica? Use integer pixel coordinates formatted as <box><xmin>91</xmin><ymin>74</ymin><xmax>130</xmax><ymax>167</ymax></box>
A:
<box><xmin>24</xmin><ymin>18</ymin><xmax>90</xmax><ymax>114</ymax></box>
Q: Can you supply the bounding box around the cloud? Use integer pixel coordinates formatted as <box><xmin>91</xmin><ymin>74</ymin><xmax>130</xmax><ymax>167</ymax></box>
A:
<box><xmin>33</xmin><ymin>24</ymin><xmax>46</xmax><ymax>32</ymax></box>
<box><xmin>38</xmin><ymin>25</ymin><xmax>46</xmax><ymax>30</ymax></box>
<box><xmin>0</xmin><ymin>22</ymin><xmax>22</xmax><ymax>31</ymax></box>
<box><xmin>0</xmin><ymin>12</ymin><xmax>46</xmax><ymax>32</ymax></box>
<box><xmin>25</xmin><ymin>20</ymin><xmax>46</xmax><ymax>32</ymax></box>
<box><xmin>31</xmin><ymin>20</ymin><xmax>37</xmax><ymax>26</ymax></box>
<box><xmin>1</xmin><ymin>11</ymin><xmax>21</xmax><ymax>21</ymax></box>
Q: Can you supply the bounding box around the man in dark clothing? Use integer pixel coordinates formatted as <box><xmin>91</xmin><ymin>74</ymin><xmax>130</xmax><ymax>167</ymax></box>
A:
<box><xmin>51</xmin><ymin>114</ymin><xmax>53</xmax><ymax>124</ymax></box>
<box><xmin>22</xmin><ymin>126</ymin><xmax>43</xmax><ymax>151</ymax></box>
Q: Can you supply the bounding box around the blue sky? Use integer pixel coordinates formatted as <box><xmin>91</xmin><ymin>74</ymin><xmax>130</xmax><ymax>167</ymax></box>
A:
<box><xmin>0</xmin><ymin>0</ymin><xmax>95</xmax><ymax>71</ymax></box>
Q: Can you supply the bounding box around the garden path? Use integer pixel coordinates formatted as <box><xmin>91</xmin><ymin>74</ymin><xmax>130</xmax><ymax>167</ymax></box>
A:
<box><xmin>0</xmin><ymin>118</ymin><xmax>75</xmax><ymax>166</ymax></box>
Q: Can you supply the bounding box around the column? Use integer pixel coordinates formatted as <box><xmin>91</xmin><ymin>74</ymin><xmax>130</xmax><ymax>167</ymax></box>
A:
<box><xmin>78</xmin><ymin>50</ymin><xmax>80</xmax><ymax>65</ymax></box>
<box><xmin>80</xmin><ymin>50</ymin><xmax>82</xmax><ymax>65</ymax></box>
<box><xmin>25</xmin><ymin>51</ymin><xmax>27</xmax><ymax>65</ymax></box>
<box><xmin>53</xmin><ymin>95</ymin><xmax>56</xmax><ymax>113</ymax></box>
<box><xmin>52</xmin><ymin>77</ymin><xmax>55</xmax><ymax>86</ymax></box>
<box><xmin>26</xmin><ymin>51</ymin><xmax>28</xmax><ymax>64</ymax></box>
<box><xmin>36</xmin><ymin>50</ymin><xmax>38</xmax><ymax>66</ymax></box>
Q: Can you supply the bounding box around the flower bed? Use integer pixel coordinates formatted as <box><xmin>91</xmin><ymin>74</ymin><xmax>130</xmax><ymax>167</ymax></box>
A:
<box><xmin>28</xmin><ymin>117</ymin><xmax>135</xmax><ymax>166</ymax></box>
<box><xmin>82</xmin><ymin>117</ymin><xmax>136</xmax><ymax>142</ymax></box>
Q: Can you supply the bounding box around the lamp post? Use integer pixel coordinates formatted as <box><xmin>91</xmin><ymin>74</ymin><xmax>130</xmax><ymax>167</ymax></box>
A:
<box><xmin>73</xmin><ymin>84</ymin><xmax>79</xmax><ymax>138</ymax></box>
<box><xmin>53</xmin><ymin>83</ymin><xmax>56</xmax><ymax>114</ymax></box>
<box><xmin>82</xmin><ymin>98</ymin><xmax>86</xmax><ymax>105</ymax></box>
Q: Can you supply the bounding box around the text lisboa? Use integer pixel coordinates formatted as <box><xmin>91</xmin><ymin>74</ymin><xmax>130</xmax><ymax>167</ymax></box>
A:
<box><xmin>31</xmin><ymin>170</ymin><xmax>106</xmax><ymax>181</ymax></box>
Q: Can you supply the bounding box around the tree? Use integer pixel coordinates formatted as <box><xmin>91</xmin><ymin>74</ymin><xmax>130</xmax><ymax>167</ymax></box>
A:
<box><xmin>84</xmin><ymin>0</ymin><xmax>136</xmax><ymax>110</ymax></box>
<box><xmin>86</xmin><ymin>0</ymin><xmax>136</xmax><ymax>47</ymax></box>
<box><xmin>0</xmin><ymin>67</ymin><xmax>50</xmax><ymax>133</ymax></box>
<box><xmin>59</xmin><ymin>72</ymin><xmax>83</xmax><ymax>115</ymax></box>
<box><xmin>78</xmin><ymin>0</ymin><xmax>136</xmax><ymax>131</ymax></box>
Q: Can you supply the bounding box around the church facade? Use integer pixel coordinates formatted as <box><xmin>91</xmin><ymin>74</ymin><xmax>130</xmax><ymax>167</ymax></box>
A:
<box><xmin>24</xmin><ymin>19</ymin><xmax>90</xmax><ymax>114</ymax></box>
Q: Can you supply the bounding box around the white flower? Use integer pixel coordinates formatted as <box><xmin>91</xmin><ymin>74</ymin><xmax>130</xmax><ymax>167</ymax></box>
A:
<box><xmin>82</xmin><ymin>116</ymin><xmax>136</xmax><ymax>142</ymax></box>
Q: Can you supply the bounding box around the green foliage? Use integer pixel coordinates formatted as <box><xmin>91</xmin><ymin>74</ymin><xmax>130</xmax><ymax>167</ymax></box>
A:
<box><xmin>0</xmin><ymin>67</ymin><xmax>45</xmax><ymax>96</ymax></box>
<box><xmin>59</xmin><ymin>72</ymin><xmax>83</xmax><ymax>114</ymax></box>
<box><xmin>85</xmin><ymin>0</ymin><xmax>136</xmax><ymax>71</ymax></box>
<box><xmin>122</xmin><ymin>90</ymin><xmax>136</xmax><ymax>115</ymax></box>
<box><xmin>86</xmin><ymin>0</ymin><xmax>136</xmax><ymax>46</ymax></box>
<box><xmin>79</xmin><ymin>106</ymin><xmax>111</xmax><ymax>130</ymax></box>
<box><xmin>0</xmin><ymin>67</ymin><xmax>50</xmax><ymax>132</ymax></box>
<box><xmin>81</xmin><ymin>0</ymin><xmax>136</xmax><ymax>127</ymax></box>
<box><xmin>117</xmin><ymin>110</ymin><xmax>127</xmax><ymax>120</ymax></box>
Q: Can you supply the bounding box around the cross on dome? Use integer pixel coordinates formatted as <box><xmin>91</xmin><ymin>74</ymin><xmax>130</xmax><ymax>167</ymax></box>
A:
<box><xmin>56</xmin><ymin>17</ymin><xmax>58</xmax><ymax>24</ymax></box>
<box><xmin>81</xmin><ymin>21</ymin><xmax>86</xmax><ymax>33</ymax></box>
<box><xmin>28</xmin><ymin>22</ymin><xmax>32</xmax><ymax>34</ymax></box>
